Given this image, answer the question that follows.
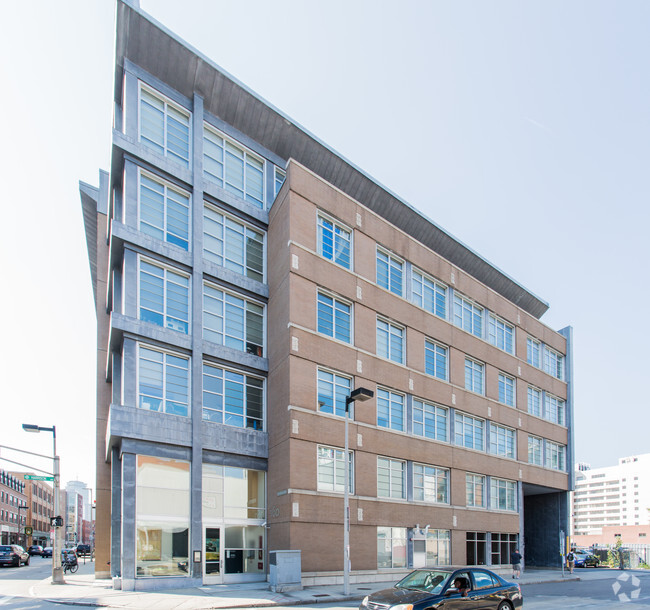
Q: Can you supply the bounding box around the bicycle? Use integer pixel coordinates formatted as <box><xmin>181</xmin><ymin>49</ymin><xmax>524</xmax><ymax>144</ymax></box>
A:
<box><xmin>63</xmin><ymin>559</ymin><xmax>78</xmax><ymax>574</ymax></box>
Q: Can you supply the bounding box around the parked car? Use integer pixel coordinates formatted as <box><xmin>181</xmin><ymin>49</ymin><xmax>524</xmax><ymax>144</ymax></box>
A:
<box><xmin>574</xmin><ymin>551</ymin><xmax>600</xmax><ymax>568</ymax></box>
<box><xmin>76</xmin><ymin>544</ymin><xmax>91</xmax><ymax>557</ymax></box>
<box><xmin>0</xmin><ymin>545</ymin><xmax>30</xmax><ymax>567</ymax></box>
<box><xmin>41</xmin><ymin>547</ymin><xmax>53</xmax><ymax>558</ymax></box>
<box><xmin>61</xmin><ymin>549</ymin><xmax>78</xmax><ymax>566</ymax></box>
<box><xmin>360</xmin><ymin>568</ymin><xmax>523</xmax><ymax>610</ymax></box>
<box><xmin>27</xmin><ymin>545</ymin><xmax>44</xmax><ymax>556</ymax></box>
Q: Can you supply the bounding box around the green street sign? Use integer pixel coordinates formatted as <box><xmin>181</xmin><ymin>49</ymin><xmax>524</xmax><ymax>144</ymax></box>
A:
<box><xmin>24</xmin><ymin>475</ymin><xmax>54</xmax><ymax>481</ymax></box>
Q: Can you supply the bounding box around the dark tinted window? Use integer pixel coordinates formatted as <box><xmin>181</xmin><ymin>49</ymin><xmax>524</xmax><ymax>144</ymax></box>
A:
<box><xmin>0</xmin><ymin>546</ymin><xmax>11</xmax><ymax>552</ymax></box>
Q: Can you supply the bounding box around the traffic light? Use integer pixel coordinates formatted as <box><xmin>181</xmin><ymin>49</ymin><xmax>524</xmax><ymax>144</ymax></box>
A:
<box><xmin>50</xmin><ymin>516</ymin><xmax>63</xmax><ymax>527</ymax></box>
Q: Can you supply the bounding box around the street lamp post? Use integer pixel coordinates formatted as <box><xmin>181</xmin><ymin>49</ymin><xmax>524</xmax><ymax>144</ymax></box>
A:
<box><xmin>343</xmin><ymin>387</ymin><xmax>373</xmax><ymax>596</ymax></box>
<box><xmin>22</xmin><ymin>424</ymin><xmax>64</xmax><ymax>584</ymax></box>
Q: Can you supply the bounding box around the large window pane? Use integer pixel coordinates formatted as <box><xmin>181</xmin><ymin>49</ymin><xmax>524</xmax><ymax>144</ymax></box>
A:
<box><xmin>136</xmin><ymin>456</ymin><xmax>189</xmax><ymax>578</ymax></box>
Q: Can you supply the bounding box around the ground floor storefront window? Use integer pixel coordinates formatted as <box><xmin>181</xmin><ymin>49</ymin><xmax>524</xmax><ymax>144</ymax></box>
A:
<box><xmin>491</xmin><ymin>533</ymin><xmax>518</xmax><ymax>565</ymax></box>
<box><xmin>426</xmin><ymin>529</ymin><xmax>450</xmax><ymax>566</ymax></box>
<box><xmin>136</xmin><ymin>455</ymin><xmax>190</xmax><ymax>577</ymax></box>
<box><xmin>377</xmin><ymin>527</ymin><xmax>407</xmax><ymax>568</ymax></box>
<box><xmin>466</xmin><ymin>531</ymin><xmax>487</xmax><ymax>565</ymax></box>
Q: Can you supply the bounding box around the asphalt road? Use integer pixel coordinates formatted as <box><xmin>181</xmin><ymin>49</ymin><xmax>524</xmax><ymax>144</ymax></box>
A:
<box><xmin>1</xmin><ymin>563</ymin><xmax>649</xmax><ymax>609</ymax></box>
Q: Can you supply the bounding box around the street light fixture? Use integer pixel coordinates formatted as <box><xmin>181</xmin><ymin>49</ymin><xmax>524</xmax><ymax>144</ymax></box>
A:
<box><xmin>343</xmin><ymin>387</ymin><xmax>373</xmax><ymax>596</ymax></box>
<box><xmin>22</xmin><ymin>424</ymin><xmax>64</xmax><ymax>584</ymax></box>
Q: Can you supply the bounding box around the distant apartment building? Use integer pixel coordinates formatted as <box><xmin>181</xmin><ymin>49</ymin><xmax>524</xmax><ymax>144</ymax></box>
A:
<box><xmin>573</xmin><ymin>454</ymin><xmax>650</xmax><ymax>537</ymax></box>
<box><xmin>11</xmin><ymin>473</ymin><xmax>54</xmax><ymax>548</ymax></box>
<box><xmin>81</xmin><ymin>0</ymin><xmax>574</xmax><ymax>590</ymax></box>
<box><xmin>1</xmin><ymin>470</ymin><xmax>28</xmax><ymax>546</ymax></box>
<box><xmin>65</xmin><ymin>481</ymin><xmax>94</xmax><ymax>547</ymax></box>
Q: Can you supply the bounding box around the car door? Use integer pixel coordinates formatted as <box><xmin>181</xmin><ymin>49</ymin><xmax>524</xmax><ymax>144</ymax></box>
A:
<box><xmin>469</xmin><ymin>570</ymin><xmax>504</xmax><ymax>610</ymax></box>
<box><xmin>438</xmin><ymin>572</ymin><xmax>482</xmax><ymax>610</ymax></box>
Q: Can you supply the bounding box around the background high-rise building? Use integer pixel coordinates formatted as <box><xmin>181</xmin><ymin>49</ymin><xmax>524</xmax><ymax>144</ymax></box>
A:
<box><xmin>81</xmin><ymin>0</ymin><xmax>574</xmax><ymax>590</ymax></box>
<box><xmin>572</xmin><ymin>454</ymin><xmax>650</xmax><ymax>538</ymax></box>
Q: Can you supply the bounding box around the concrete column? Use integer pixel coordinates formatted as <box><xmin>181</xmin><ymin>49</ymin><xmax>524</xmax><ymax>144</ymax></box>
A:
<box><xmin>110</xmin><ymin>447</ymin><xmax>122</xmax><ymax>578</ymax></box>
<box><xmin>121</xmin><ymin>452</ymin><xmax>137</xmax><ymax>589</ymax></box>
<box><xmin>190</xmin><ymin>93</ymin><xmax>205</xmax><ymax>581</ymax></box>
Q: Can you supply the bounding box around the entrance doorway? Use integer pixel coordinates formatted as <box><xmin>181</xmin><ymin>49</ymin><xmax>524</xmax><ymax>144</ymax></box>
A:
<box><xmin>204</xmin><ymin>527</ymin><xmax>222</xmax><ymax>584</ymax></box>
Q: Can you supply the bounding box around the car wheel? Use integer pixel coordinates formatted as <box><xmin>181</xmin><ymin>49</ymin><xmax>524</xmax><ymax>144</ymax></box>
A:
<box><xmin>497</xmin><ymin>602</ymin><xmax>513</xmax><ymax>610</ymax></box>
<box><xmin>24</xmin><ymin>557</ymin><xmax>30</xmax><ymax>566</ymax></box>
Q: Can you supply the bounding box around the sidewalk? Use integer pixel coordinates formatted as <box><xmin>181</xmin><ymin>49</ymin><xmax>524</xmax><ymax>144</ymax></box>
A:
<box><xmin>30</xmin><ymin>563</ymin><xmax>622</xmax><ymax>609</ymax></box>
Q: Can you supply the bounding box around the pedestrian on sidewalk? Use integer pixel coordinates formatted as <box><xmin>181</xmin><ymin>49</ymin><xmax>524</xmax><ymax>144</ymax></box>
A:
<box><xmin>567</xmin><ymin>550</ymin><xmax>575</xmax><ymax>574</ymax></box>
<box><xmin>510</xmin><ymin>548</ymin><xmax>522</xmax><ymax>579</ymax></box>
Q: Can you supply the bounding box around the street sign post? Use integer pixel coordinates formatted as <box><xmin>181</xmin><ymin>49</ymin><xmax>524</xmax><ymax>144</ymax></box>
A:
<box><xmin>24</xmin><ymin>475</ymin><xmax>54</xmax><ymax>481</ymax></box>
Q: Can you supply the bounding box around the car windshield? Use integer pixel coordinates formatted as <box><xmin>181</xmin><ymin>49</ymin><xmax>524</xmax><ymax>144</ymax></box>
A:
<box><xmin>0</xmin><ymin>546</ymin><xmax>11</xmax><ymax>552</ymax></box>
<box><xmin>395</xmin><ymin>570</ymin><xmax>451</xmax><ymax>594</ymax></box>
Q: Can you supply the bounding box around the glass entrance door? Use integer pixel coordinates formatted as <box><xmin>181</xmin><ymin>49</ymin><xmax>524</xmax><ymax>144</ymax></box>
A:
<box><xmin>204</xmin><ymin>527</ymin><xmax>222</xmax><ymax>584</ymax></box>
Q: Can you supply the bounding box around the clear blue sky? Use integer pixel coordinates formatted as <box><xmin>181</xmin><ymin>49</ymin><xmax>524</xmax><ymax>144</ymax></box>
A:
<box><xmin>1</xmin><ymin>0</ymin><xmax>648</xmax><ymax>490</ymax></box>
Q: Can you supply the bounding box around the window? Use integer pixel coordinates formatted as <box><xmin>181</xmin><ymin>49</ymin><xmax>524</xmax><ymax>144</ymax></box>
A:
<box><xmin>202</xmin><ymin>363</ymin><xmax>264</xmax><ymax>430</ymax></box>
<box><xmin>203</xmin><ymin>125</ymin><xmax>264</xmax><ymax>207</ymax></box>
<box><xmin>488</xmin><ymin>314</ymin><xmax>514</xmax><ymax>354</ymax></box>
<box><xmin>203</xmin><ymin>204</ymin><xmax>265</xmax><ymax>282</ymax></box>
<box><xmin>544</xmin><ymin>393</ymin><xmax>566</xmax><ymax>426</ymax></box>
<box><xmin>528</xmin><ymin>436</ymin><xmax>543</xmax><ymax>466</ymax></box>
<box><xmin>411</xmin><ymin>269</ymin><xmax>446</xmax><ymax>319</ymax></box>
<box><xmin>424</xmin><ymin>530</ymin><xmax>450</xmax><ymax>566</ymax></box>
<box><xmin>491</xmin><ymin>533</ymin><xmax>518</xmax><ymax>565</ymax></box>
<box><xmin>424</xmin><ymin>340</ymin><xmax>448</xmax><ymax>381</ymax></box>
<box><xmin>139</xmin><ymin>259</ymin><xmax>190</xmax><ymax>333</ymax></box>
<box><xmin>317</xmin><ymin>215</ymin><xmax>351</xmax><ymax>269</ymax></box>
<box><xmin>377</xmin><ymin>388</ymin><xmax>405</xmax><ymax>432</ymax></box>
<box><xmin>465</xmin><ymin>358</ymin><xmax>484</xmax><ymax>394</ymax></box>
<box><xmin>136</xmin><ymin>456</ymin><xmax>189</xmax><ymax>577</ymax></box>
<box><xmin>317</xmin><ymin>369</ymin><xmax>351</xmax><ymax>418</ymax></box>
<box><xmin>527</xmin><ymin>386</ymin><xmax>542</xmax><ymax>417</ymax></box>
<box><xmin>138</xmin><ymin>345</ymin><xmax>190</xmax><ymax>417</ymax></box>
<box><xmin>490</xmin><ymin>478</ymin><xmax>517</xmax><ymax>511</ymax></box>
<box><xmin>545</xmin><ymin>441</ymin><xmax>566</xmax><ymax>471</ymax></box>
<box><xmin>377</xmin><ymin>457</ymin><xmax>405</xmax><ymax>499</ymax></box>
<box><xmin>454</xmin><ymin>294</ymin><xmax>483</xmax><ymax>337</ymax></box>
<box><xmin>203</xmin><ymin>283</ymin><xmax>264</xmax><ymax>356</ymax></box>
<box><xmin>377</xmin><ymin>318</ymin><xmax>404</xmax><ymax>364</ymax></box>
<box><xmin>377</xmin><ymin>527</ymin><xmax>407</xmax><ymax>568</ymax></box>
<box><xmin>274</xmin><ymin>167</ymin><xmax>286</xmax><ymax>199</ymax></box>
<box><xmin>317</xmin><ymin>446</ymin><xmax>353</xmax><ymax>493</ymax></box>
<box><xmin>139</xmin><ymin>172</ymin><xmax>190</xmax><ymax>250</ymax></box>
<box><xmin>489</xmin><ymin>423</ymin><xmax>516</xmax><ymax>459</ymax></box>
<box><xmin>317</xmin><ymin>292</ymin><xmax>351</xmax><ymax>343</ymax></box>
<box><xmin>466</xmin><ymin>532</ymin><xmax>487</xmax><ymax>565</ymax></box>
<box><xmin>527</xmin><ymin>337</ymin><xmax>541</xmax><ymax>368</ymax></box>
<box><xmin>139</xmin><ymin>86</ymin><xmax>190</xmax><ymax>167</ymax></box>
<box><xmin>543</xmin><ymin>346</ymin><xmax>565</xmax><ymax>380</ymax></box>
<box><xmin>413</xmin><ymin>464</ymin><xmax>449</xmax><ymax>504</ymax></box>
<box><xmin>202</xmin><ymin>465</ymin><xmax>266</xmax><ymax>521</ymax></box>
<box><xmin>454</xmin><ymin>412</ymin><xmax>484</xmax><ymax>451</ymax></box>
<box><xmin>466</xmin><ymin>473</ymin><xmax>486</xmax><ymax>508</ymax></box>
<box><xmin>413</xmin><ymin>399</ymin><xmax>448</xmax><ymax>442</ymax></box>
<box><xmin>376</xmin><ymin>248</ymin><xmax>403</xmax><ymax>296</ymax></box>
<box><xmin>498</xmin><ymin>373</ymin><xmax>515</xmax><ymax>407</ymax></box>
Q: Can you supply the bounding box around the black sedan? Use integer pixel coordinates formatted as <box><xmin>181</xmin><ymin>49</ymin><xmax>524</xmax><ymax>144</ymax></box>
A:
<box><xmin>360</xmin><ymin>568</ymin><xmax>522</xmax><ymax>610</ymax></box>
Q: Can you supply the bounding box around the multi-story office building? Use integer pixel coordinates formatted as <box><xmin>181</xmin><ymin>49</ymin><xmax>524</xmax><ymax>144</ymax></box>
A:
<box><xmin>11</xmin><ymin>473</ymin><xmax>54</xmax><ymax>548</ymax></box>
<box><xmin>1</xmin><ymin>470</ymin><xmax>28</xmax><ymax>546</ymax></box>
<box><xmin>81</xmin><ymin>0</ymin><xmax>574</xmax><ymax>590</ymax></box>
<box><xmin>573</xmin><ymin>454</ymin><xmax>650</xmax><ymax>537</ymax></box>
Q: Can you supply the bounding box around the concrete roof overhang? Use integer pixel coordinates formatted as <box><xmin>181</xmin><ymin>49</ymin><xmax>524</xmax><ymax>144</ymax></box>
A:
<box><xmin>114</xmin><ymin>0</ymin><xmax>549</xmax><ymax>319</ymax></box>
